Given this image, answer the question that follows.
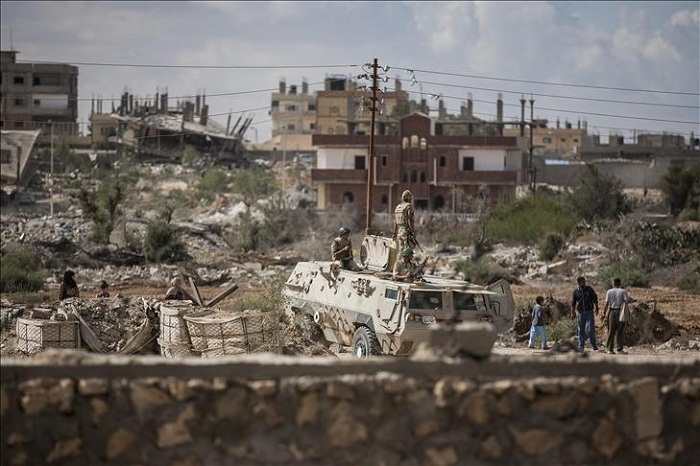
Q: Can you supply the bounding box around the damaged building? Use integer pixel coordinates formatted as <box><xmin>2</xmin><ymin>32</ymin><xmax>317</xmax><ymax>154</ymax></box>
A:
<box><xmin>109</xmin><ymin>91</ymin><xmax>252</xmax><ymax>166</ymax></box>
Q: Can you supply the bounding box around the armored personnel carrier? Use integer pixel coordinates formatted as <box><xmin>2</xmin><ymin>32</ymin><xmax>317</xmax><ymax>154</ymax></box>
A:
<box><xmin>283</xmin><ymin>234</ymin><xmax>514</xmax><ymax>358</ymax></box>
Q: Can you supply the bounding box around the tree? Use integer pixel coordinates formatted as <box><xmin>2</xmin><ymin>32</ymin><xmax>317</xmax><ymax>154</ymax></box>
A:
<box><xmin>74</xmin><ymin>176</ymin><xmax>125</xmax><ymax>244</ymax></box>
<box><xmin>660</xmin><ymin>161</ymin><xmax>700</xmax><ymax>218</ymax></box>
<box><xmin>568</xmin><ymin>164</ymin><xmax>630</xmax><ymax>222</ymax></box>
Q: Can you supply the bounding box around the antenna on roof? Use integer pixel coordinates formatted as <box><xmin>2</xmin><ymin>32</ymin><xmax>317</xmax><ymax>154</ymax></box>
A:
<box><xmin>10</xmin><ymin>28</ymin><xmax>14</xmax><ymax>51</ymax></box>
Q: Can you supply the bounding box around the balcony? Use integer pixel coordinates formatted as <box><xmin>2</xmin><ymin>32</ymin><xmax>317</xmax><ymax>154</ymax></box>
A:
<box><xmin>312</xmin><ymin>168</ymin><xmax>520</xmax><ymax>185</ymax></box>
<box><xmin>311</xmin><ymin>168</ymin><xmax>367</xmax><ymax>183</ymax></box>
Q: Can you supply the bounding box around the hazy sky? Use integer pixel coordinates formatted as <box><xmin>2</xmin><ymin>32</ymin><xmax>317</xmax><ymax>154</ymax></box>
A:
<box><xmin>2</xmin><ymin>1</ymin><xmax>698</xmax><ymax>144</ymax></box>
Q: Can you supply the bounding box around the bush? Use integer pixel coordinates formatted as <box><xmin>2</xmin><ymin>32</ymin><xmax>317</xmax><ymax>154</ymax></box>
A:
<box><xmin>197</xmin><ymin>168</ymin><xmax>229</xmax><ymax>201</ymax></box>
<box><xmin>539</xmin><ymin>232</ymin><xmax>565</xmax><ymax>261</ymax></box>
<box><xmin>678</xmin><ymin>267</ymin><xmax>700</xmax><ymax>294</ymax></box>
<box><xmin>660</xmin><ymin>161</ymin><xmax>700</xmax><ymax>216</ymax></box>
<box><xmin>567</xmin><ymin>164</ymin><xmax>630</xmax><ymax>222</ymax></box>
<box><xmin>485</xmin><ymin>193</ymin><xmax>576</xmax><ymax>245</ymax></box>
<box><xmin>599</xmin><ymin>259</ymin><xmax>650</xmax><ymax>288</ymax></box>
<box><xmin>452</xmin><ymin>259</ymin><xmax>518</xmax><ymax>285</ymax></box>
<box><xmin>143</xmin><ymin>220</ymin><xmax>189</xmax><ymax>263</ymax></box>
<box><xmin>547</xmin><ymin>318</ymin><xmax>577</xmax><ymax>343</ymax></box>
<box><xmin>0</xmin><ymin>248</ymin><xmax>46</xmax><ymax>293</ymax></box>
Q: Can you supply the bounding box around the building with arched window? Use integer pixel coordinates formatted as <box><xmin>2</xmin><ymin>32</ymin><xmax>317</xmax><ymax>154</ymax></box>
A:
<box><xmin>311</xmin><ymin>113</ymin><xmax>526</xmax><ymax>215</ymax></box>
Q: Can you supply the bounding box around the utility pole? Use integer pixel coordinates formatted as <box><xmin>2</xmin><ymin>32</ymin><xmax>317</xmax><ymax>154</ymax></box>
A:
<box><xmin>50</xmin><ymin>119</ymin><xmax>54</xmax><ymax>216</ymax></box>
<box><xmin>357</xmin><ymin>58</ymin><xmax>390</xmax><ymax>235</ymax></box>
<box><xmin>528</xmin><ymin>96</ymin><xmax>535</xmax><ymax>193</ymax></box>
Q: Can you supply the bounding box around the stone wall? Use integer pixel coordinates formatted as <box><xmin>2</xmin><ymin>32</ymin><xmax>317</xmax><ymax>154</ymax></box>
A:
<box><xmin>1</xmin><ymin>351</ymin><xmax>698</xmax><ymax>466</ymax></box>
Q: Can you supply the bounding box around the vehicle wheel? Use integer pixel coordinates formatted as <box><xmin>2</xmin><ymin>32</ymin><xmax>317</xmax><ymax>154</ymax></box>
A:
<box><xmin>352</xmin><ymin>326</ymin><xmax>381</xmax><ymax>358</ymax></box>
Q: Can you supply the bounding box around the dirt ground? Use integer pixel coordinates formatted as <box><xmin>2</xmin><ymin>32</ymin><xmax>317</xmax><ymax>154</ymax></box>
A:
<box><xmin>3</xmin><ymin>277</ymin><xmax>698</xmax><ymax>361</ymax></box>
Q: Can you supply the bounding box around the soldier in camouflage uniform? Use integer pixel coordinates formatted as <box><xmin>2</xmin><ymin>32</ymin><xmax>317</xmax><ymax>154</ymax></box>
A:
<box><xmin>331</xmin><ymin>227</ymin><xmax>361</xmax><ymax>271</ymax></box>
<box><xmin>394</xmin><ymin>189</ymin><xmax>416</xmax><ymax>252</ymax></box>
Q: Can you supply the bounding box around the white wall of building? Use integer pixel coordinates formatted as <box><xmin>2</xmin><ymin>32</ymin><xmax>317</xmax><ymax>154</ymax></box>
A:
<box><xmin>317</xmin><ymin>147</ymin><xmax>368</xmax><ymax>169</ymax></box>
<box><xmin>458</xmin><ymin>148</ymin><xmax>522</xmax><ymax>171</ymax></box>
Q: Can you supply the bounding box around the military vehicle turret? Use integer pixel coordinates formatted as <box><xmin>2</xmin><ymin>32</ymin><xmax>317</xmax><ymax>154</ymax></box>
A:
<box><xmin>283</xmin><ymin>234</ymin><xmax>515</xmax><ymax>358</ymax></box>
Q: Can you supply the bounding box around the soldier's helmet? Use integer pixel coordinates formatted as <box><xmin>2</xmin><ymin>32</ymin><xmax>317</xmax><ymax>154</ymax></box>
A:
<box><xmin>338</xmin><ymin>227</ymin><xmax>350</xmax><ymax>236</ymax></box>
<box><xmin>401</xmin><ymin>190</ymin><xmax>413</xmax><ymax>201</ymax></box>
<box><xmin>402</xmin><ymin>247</ymin><xmax>414</xmax><ymax>257</ymax></box>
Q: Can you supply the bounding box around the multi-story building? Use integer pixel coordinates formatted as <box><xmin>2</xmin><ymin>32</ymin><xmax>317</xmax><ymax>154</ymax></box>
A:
<box><xmin>0</xmin><ymin>50</ymin><xmax>79</xmax><ymax>137</ymax></box>
<box><xmin>312</xmin><ymin>113</ymin><xmax>525</xmax><ymax>215</ymax></box>
<box><xmin>503</xmin><ymin>119</ymin><xmax>587</xmax><ymax>157</ymax></box>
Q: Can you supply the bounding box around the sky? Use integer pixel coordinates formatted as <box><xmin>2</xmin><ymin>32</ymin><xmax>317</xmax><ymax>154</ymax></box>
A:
<box><xmin>1</xmin><ymin>1</ymin><xmax>698</xmax><ymax>145</ymax></box>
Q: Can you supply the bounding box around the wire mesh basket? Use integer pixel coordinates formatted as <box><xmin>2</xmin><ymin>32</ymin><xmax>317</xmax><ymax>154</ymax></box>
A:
<box><xmin>157</xmin><ymin>337</ymin><xmax>197</xmax><ymax>358</ymax></box>
<box><xmin>184</xmin><ymin>312</ymin><xmax>272</xmax><ymax>356</ymax></box>
<box><xmin>16</xmin><ymin>318</ymin><xmax>80</xmax><ymax>354</ymax></box>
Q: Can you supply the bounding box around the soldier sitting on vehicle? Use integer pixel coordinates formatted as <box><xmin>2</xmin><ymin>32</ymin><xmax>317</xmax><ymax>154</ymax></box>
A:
<box><xmin>393</xmin><ymin>248</ymin><xmax>424</xmax><ymax>282</ymax></box>
<box><xmin>331</xmin><ymin>227</ymin><xmax>362</xmax><ymax>271</ymax></box>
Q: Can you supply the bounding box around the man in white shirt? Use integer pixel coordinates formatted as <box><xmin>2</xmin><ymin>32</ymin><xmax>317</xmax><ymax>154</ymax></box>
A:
<box><xmin>602</xmin><ymin>277</ymin><xmax>629</xmax><ymax>354</ymax></box>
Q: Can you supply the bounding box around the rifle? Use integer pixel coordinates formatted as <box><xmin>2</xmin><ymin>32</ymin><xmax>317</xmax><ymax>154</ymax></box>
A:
<box><xmin>413</xmin><ymin>256</ymin><xmax>430</xmax><ymax>278</ymax></box>
<box><xmin>408</xmin><ymin>229</ymin><xmax>424</xmax><ymax>253</ymax></box>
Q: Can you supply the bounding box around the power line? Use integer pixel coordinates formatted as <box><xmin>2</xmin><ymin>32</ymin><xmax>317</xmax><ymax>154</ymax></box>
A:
<box><xmin>395</xmin><ymin>66</ymin><xmax>699</xmax><ymax>96</ymax></box>
<box><xmin>16</xmin><ymin>59</ymin><xmax>357</xmax><ymax>70</ymax></box>
<box><xmin>416</xmin><ymin>79</ymin><xmax>699</xmax><ymax>110</ymax></box>
<box><xmin>402</xmin><ymin>88</ymin><xmax>700</xmax><ymax>126</ymax></box>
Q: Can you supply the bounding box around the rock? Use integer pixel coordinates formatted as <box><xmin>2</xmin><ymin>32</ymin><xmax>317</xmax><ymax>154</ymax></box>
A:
<box><xmin>105</xmin><ymin>428</ymin><xmax>138</xmax><ymax>460</ymax></box>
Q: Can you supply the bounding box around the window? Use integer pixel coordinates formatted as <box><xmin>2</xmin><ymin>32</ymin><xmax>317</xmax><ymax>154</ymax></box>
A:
<box><xmin>309</xmin><ymin>103</ymin><xmax>316</xmax><ymax>111</ymax></box>
<box><xmin>287</xmin><ymin>123</ymin><xmax>296</xmax><ymax>131</ymax></box>
<box><xmin>33</xmin><ymin>77</ymin><xmax>41</xmax><ymax>86</ymax></box>
<box><xmin>14</xmin><ymin>76</ymin><xmax>24</xmax><ymax>85</ymax></box>
<box><xmin>420</xmin><ymin>172</ymin><xmax>426</xmax><ymax>183</ymax></box>
<box><xmin>573</xmin><ymin>138</ymin><xmax>579</xmax><ymax>143</ymax></box>
<box><xmin>454</xmin><ymin>292</ymin><xmax>480</xmax><ymax>311</ymax></box>
<box><xmin>403</xmin><ymin>172</ymin><xmax>408</xmax><ymax>182</ymax></box>
<box><xmin>410</xmin><ymin>135</ymin><xmax>419</xmax><ymax>148</ymax></box>
<box><xmin>13</xmin><ymin>98</ymin><xmax>25</xmax><ymax>107</ymax></box>
<box><xmin>434</xmin><ymin>195</ymin><xmax>445</xmax><ymax>210</ymax></box>
<box><xmin>439</xmin><ymin>156</ymin><xmax>446</xmax><ymax>167</ymax></box>
<box><xmin>420</xmin><ymin>138</ymin><xmax>427</xmax><ymax>149</ymax></box>
<box><xmin>410</xmin><ymin>170</ymin><xmax>417</xmax><ymax>182</ymax></box>
<box><xmin>384</xmin><ymin>288</ymin><xmax>398</xmax><ymax>300</ymax></box>
<box><xmin>409</xmin><ymin>291</ymin><xmax>443</xmax><ymax>311</ymax></box>
<box><xmin>286</xmin><ymin>104</ymin><xmax>297</xmax><ymax>112</ymax></box>
<box><xmin>354</xmin><ymin>155</ymin><xmax>366</xmax><ymax>170</ymax></box>
<box><xmin>342</xmin><ymin>192</ymin><xmax>354</xmax><ymax>203</ymax></box>
<box><xmin>381</xmin><ymin>155</ymin><xmax>387</xmax><ymax>166</ymax></box>
<box><xmin>330</xmin><ymin>106</ymin><xmax>339</xmax><ymax>116</ymax></box>
<box><xmin>33</xmin><ymin>99</ymin><xmax>41</xmax><ymax>107</ymax></box>
<box><xmin>462</xmin><ymin>157</ymin><xmax>474</xmax><ymax>171</ymax></box>
<box><xmin>402</xmin><ymin>137</ymin><xmax>409</xmax><ymax>149</ymax></box>
<box><xmin>310</xmin><ymin>123</ymin><xmax>316</xmax><ymax>130</ymax></box>
<box><xmin>543</xmin><ymin>137</ymin><xmax>552</xmax><ymax>144</ymax></box>
<box><xmin>1</xmin><ymin>149</ymin><xmax>12</xmax><ymax>164</ymax></box>
<box><xmin>381</xmin><ymin>195</ymin><xmax>388</xmax><ymax>205</ymax></box>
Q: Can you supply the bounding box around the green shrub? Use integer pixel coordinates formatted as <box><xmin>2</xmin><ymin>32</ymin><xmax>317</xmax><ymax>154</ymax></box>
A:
<box><xmin>0</xmin><ymin>248</ymin><xmax>46</xmax><ymax>293</ymax></box>
<box><xmin>678</xmin><ymin>267</ymin><xmax>700</xmax><ymax>294</ymax></box>
<box><xmin>182</xmin><ymin>145</ymin><xmax>202</xmax><ymax>166</ymax></box>
<box><xmin>452</xmin><ymin>259</ymin><xmax>518</xmax><ymax>285</ymax></box>
<box><xmin>485</xmin><ymin>193</ymin><xmax>576</xmax><ymax>245</ymax></box>
<box><xmin>567</xmin><ymin>164</ymin><xmax>630</xmax><ymax>222</ymax></box>
<box><xmin>539</xmin><ymin>232</ymin><xmax>565</xmax><ymax>261</ymax></box>
<box><xmin>197</xmin><ymin>168</ymin><xmax>229</xmax><ymax>201</ymax></box>
<box><xmin>599</xmin><ymin>259</ymin><xmax>650</xmax><ymax>288</ymax></box>
<box><xmin>547</xmin><ymin>318</ymin><xmax>577</xmax><ymax>343</ymax></box>
<box><xmin>143</xmin><ymin>220</ymin><xmax>189</xmax><ymax>263</ymax></box>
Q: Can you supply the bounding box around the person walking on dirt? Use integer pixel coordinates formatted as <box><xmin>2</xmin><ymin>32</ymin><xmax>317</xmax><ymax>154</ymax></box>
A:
<box><xmin>59</xmin><ymin>270</ymin><xmax>80</xmax><ymax>300</ymax></box>
<box><xmin>394</xmin><ymin>190</ymin><xmax>417</xmax><ymax>252</ymax></box>
<box><xmin>602</xmin><ymin>277</ymin><xmax>630</xmax><ymax>354</ymax></box>
<box><xmin>570</xmin><ymin>275</ymin><xmax>599</xmax><ymax>352</ymax></box>
<box><xmin>331</xmin><ymin>227</ymin><xmax>361</xmax><ymax>271</ymax></box>
<box><xmin>528</xmin><ymin>296</ymin><xmax>549</xmax><ymax>350</ymax></box>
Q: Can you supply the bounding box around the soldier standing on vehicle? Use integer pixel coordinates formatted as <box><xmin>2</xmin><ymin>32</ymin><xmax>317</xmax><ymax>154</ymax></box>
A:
<box><xmin>331</xmin><ymin>227</ymin><xmax>361</xmax><ymax>271</ymax></box>
<box><xmin>394</xmin><ymin>189</ymin><xmax>416</xmax><ymax>252</ymax></box>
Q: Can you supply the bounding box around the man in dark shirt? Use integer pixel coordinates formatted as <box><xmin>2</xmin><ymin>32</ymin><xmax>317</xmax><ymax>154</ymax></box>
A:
<box><xmin>570</xmin><ymin>275</ymin><xmax>599</xmax><ymax>352</ymax></box>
